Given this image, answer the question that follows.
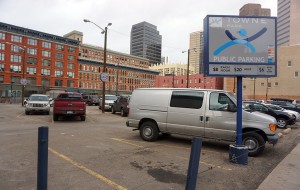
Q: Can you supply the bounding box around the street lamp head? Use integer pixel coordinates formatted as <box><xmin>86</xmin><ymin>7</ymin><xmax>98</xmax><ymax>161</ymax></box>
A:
<box><xmin>83</xmin><ymin>19</ymin><xmax>90</xmax><ymax>23</ymax></box>
<box><xmin>101</xmin><ymin>31</ymin><xmax>105</xmax><ymax>34</ymax></box>
<box><xmin>182</xmin><ymin>51</ymin><xmax>186</xmax><ymax>53</ymax></box>
<box><xmin>108</xmin><ymin>23</ymin><xmax>112</xmax><ymax>26</ymax></box>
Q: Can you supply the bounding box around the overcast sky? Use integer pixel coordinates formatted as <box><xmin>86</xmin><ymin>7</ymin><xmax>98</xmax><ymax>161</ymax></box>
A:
<box><xmin>0</xmin><ymin>0</ymin><xmax>277</xmax><ymax>64</ymax></box>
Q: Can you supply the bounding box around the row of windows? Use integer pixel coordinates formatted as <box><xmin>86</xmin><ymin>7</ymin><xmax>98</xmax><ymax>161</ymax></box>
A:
<box><xmin>0</xmin><ymin>32</ymin><xmax>76</xmax><ymax>52</ymax></box>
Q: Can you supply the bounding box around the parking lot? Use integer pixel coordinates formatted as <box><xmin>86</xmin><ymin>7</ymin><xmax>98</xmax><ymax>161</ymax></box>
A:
<box><xmin>1</xmin><ymin>104</ymin><xmax>300</xmax><ymax>190</ymax></box>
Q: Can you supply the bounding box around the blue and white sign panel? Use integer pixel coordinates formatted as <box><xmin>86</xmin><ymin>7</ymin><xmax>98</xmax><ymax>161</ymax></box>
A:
<box><xmin>99</xmin><ymin>72</ymin><xmax>109</xmax><ymax>82</ymax></box>
<box><xmin>203</xmin><ymin>15</ymin><xmax>277</xmax><ymax>77</ymax></box>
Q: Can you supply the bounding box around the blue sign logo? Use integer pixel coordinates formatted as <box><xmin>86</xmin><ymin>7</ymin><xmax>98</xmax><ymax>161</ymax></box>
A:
<box><xmin>214</xmin><ymin>27</ymin><xmax>267</xmax><ymax>56</ymax></box>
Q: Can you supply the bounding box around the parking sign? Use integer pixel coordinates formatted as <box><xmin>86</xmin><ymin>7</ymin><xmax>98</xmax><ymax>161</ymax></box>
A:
<box><xmin>100</xmin><ymin>72</ymin><xmax>109</xmax><ymax>82</ymax></box>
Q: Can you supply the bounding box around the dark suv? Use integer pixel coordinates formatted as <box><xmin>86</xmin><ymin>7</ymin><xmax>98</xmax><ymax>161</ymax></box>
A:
<box><xmin>82</xmin><ymin>95</ymin><xmax>100</xmax><ymax>106</ymax></box>
<box><xmin>111</xmin><ymin>95</ymin><xmax>130</xmax><ymax>117</ymax></box>
<box><xmin>243</xmin><ymin>101</ymin><xmax>295</xmax><ymax>128</ymax></box>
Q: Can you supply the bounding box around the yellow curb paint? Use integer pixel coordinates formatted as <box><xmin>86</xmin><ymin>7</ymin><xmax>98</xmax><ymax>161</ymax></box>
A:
<box><xmin>48</xmin><ymin>147</ymin><xmax>127</xmax><ymax>190</ymax></box>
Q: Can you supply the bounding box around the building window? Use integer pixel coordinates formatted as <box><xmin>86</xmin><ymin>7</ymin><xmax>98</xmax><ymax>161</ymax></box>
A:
<box><xmin>0</xmin><ymin>63</ymin><xmax>4</xmax><ymax>72</ymax></box>
<box><xmin>42</xmin><ymin>41</ymin><xmax>51</xmax><ymax>48</ymax></box>
<box><xmin>67</xmin><ymin>80</ymin><xmax>74</xmax><ymax>87</ymax></box>
<box><xmin>11</xmin><ymin>35</ymin><xmax>22</xmax><ymax>43</ymax></box>
<box><xmin>274</xmin><ymin>82</ymin><xmax>278</xmax><ymax>86</ymax></box>
<box><xmin>55</xmin><ymin>80</ymin><xmax>63</xmax><ymax>86</ymax></box>
<box><xmin>55</xmin><ymin>53</ymin><xmax>64</xmax><ymax>59</ymax></box>
<box><xmin>267</xmin><ymin>82</ymin><xmax>271</xmax><ymax>87</ymax></box>
<box><xmin>42</xmin><ymin>59</ymin><xmax>51</xmax><ymax>66</ymax></box>
<box><xmin>0</xmin><ymin>75</ymin><xmax>3</xmax><ymax>83</ymax></box>
<box><xmin>288</xmin><ymin>61</ymin><xmax>292</xmax><ymax>67</ymax></box>
<box><xmin>27</xmin><ymin>67</ymin><xmax>36</xmax><ymax>75</ymax></box>
<box><xmin>68</xmin><ymin>47</ymin><xmax>75</xmax><ymax>52</ymax></box>
<box><xmin>295</xmin><ymin>71</ymin><xmax>299</xmax><ymax>77</ymax></box>
<box><xmin>0</xmin><ymin>53</ymin><xmax>4</xmax><ymax>61</ymax></box>
<box><xmin>0</xmin><ymin>32</ymin><xmax>5</xmax><ymax>40</ymax></box>
<box><xmin>27</xmin><ymin>57</ymin><xmax>37</xmax><ymax>65</ymax></box>
<box><xmin>27</xmin><ymin>48</ymin><xmax>37</xmax><ymax>55</ymax></box>
<box><xmin>41</xmin><ymin>78</ymin><xmax>50</xmax><ymax>87</ymax></box>
<box><xmin>56</xmin><ymin>44</ymin><xmax>64</xmax><ymax>50</ymax></box>
<box><xmin>10</xmin><ymin>55</ymin><xmax>22</xmax><ymax>63</ymax></box>
<box><xmin>42</xmin><ymin>50</ymin><xmax>51</xmax><ymax>57</ymax></box>
<box><xmin>41</xmin><ymin>69</ymin><xmax>50</xmax><ymax>76</ymax></box>
<box><xmin>55</xmin><ymin>61</ymin><xmax>63</xmax><ymax>68</ymax></box>
<box><xmin>67</xmin><ymin>72</ymin><xmax>74</xmax><ymax>78</ymax></box>
<box><xmin>11</xmin><ymin>45</ymin><xmax>22</xmax><ymax>52</ymax></box>
<box><xmin>27</xmin><ymin>39</ymin><xmax>37</xmax><ymax>46</ymax></box>
<box><xmin>261</xmin><ymin>82</ymin><xmax>264</xmax><ymax>86</ymax></box>
<box><xmin>10</xmin><ymin>65</ymin><xmax>21</xmax><ymax>73</ymax></box>
<box><xmin>67</xmin><ymin>63</ymin><xmax>74</xmax><ymax>69</ymax></box>
<box><xmin>243</xmin><ymin>85</ymin><xmax>246</xmax><ymax>89</ymax></box>
<box><xmin>0</xmin><ymin>43</ymin><xmax>5</xmax><ymax>50</ymax></box>
<box><xmin>26</xmin><ymin>77</ymin><xmax>36</xmax><ymax>85</ymax></box>
<box><xmin>55</xmin><ymin>70</ymin><xmax>63</xmax><ymax>77</ymax></box>
<box><xmin>68</xmin><ymin>55</ymin><xmax>74</xmax><ymax>60</ymax></box>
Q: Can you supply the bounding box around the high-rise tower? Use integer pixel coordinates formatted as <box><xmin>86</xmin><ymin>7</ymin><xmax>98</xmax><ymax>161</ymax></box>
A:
<box><xmin>130</xmin><ymin>22</ymin><xmax>162</xmax><ymax>65</ymax></box>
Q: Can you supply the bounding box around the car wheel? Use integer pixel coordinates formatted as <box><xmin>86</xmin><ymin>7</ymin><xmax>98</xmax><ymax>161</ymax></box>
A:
<box><xmin>242</xmin><ymin>132</ymin><xmax>265</xmax><ymax>157</ymax></box>
<box><xmin>87</xmin><ymin>102</ymin><xmax>92</xmax><ymax>106</ymax></box>
<box><xmin>53</xmin><ymin>114</ymin><xmax>58</xmax><ymax>121</ymax></box>
<box><xmin>80</xmin><ymin>116</ymin><xmax>86</xmax><ymax>121</ymax></box>
<box><xmin>25</xmin><ymin>111</ymin><xmax>29</xmax><ymax>115</ymax></box>
<box><xmin>140</xmin><ymin>121</ymin><xmax>159</xmax><ymax>141</ymax></box>
<box><xmin>277</xmin><ymin>118</ymin><xmax>287</xmax><ymax>128</ymax></box>
<box><xmin>111</xmin><ymin>106</ymin><xmax>116</xmax><ymax>114</ymax></box>
<box><xmin>46</xmin><ymin>111</ymin><xmax>50</xmax><ymax>115</ymax></box>
<box><xmin>120</xmin><ymin>108</ymin><xmax>126</xmax><ymax>117</ymax></box>
<box><xmin>98</xmin><ymin>106</ymin><xmax>101</xmax><ymax>110</ymax></box>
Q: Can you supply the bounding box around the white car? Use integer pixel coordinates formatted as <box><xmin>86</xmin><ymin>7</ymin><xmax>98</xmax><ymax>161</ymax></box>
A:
<box><xmin>25</xmin><ymin>94</ymin><xmax>50</xmax><ymax>115</ymax></box>
<box><xmin>264</xmin><ymin>104</ymin><xmax>300</xmax><ymax>121</ymax></box>
<box><xmin>98</xmin><ymin>95</ymin><xmax>117</xmax><ymax>110</ymax></box>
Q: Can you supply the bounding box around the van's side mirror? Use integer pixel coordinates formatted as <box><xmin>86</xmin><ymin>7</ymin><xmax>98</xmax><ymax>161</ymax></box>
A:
<box><xmin>228</xmin><ymin>104</ymin><xmax>237</xmax><ymax>112</ymax></box>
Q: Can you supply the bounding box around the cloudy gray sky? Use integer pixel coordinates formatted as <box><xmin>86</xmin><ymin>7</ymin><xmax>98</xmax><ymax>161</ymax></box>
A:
<box><xmin>0</xmin><ymin>0</ymin><xmax>277</xmax><ymax>63</ymax></box>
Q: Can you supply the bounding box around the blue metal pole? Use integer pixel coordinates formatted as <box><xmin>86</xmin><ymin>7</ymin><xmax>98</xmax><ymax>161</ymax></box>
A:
<box><xmin>236</xmin><ymin>77</ymin><xmax>243</xmax><ymax>145</ymax></box>
<box><xmin>185</xmin><ymin>138</ymin><xmax>202</xmax><ymax>190</ymax></box>
<box><xmin>37</xmin><ymin>126</ymin><xmax>49</xmax><ymax>190</ymax></box>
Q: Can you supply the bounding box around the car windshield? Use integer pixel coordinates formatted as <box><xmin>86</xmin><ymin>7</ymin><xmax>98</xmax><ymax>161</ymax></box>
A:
<box><xmin>106</xmin><ymin>96</ymin><xmax>117</xmax><ymax>100</ymax></box>
<box><xmin>29</xmin><ymin>95</ymin><xmax>49</xmax><ymax>101</ymax></box>
<box><xmin>267</xmin><ymin>105</ymin><xmax>283</xmax><ymax>110</ymax></box>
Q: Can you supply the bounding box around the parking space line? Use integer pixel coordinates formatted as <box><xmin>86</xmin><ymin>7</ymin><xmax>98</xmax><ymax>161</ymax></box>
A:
<box><xmin>111</xmin><ymin>138</ymin><xmax>232</xmax><ymax>171</ymax></box>
<box><xmin>16</xmin><ymin>112</ymin><xmax>52</xmax><ymax>124</ymax></box>
<box><xmin>48</xmin><ymin>147</ymin><xmax>128</xmax><ymax>190</ymax></box>
<box><xmin>111</xmin><ymin>138</ymin><xmax>144</xmax><ymax>148</ymax></box>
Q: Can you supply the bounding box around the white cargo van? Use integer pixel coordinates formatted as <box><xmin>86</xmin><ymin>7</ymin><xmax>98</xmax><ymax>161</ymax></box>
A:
<box><xmin>126</xmin><ymin>88</ymin><xmax>278</xmax><ymax>156</ymax></box>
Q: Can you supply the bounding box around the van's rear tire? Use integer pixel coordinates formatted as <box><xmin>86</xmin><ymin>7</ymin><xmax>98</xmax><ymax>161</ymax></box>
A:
<box><xmin>53</xmin><ymin>114</ymin><xmax>58</xmax><ymax>121</ymax></box>
<box><xmin>242</xmin><ymin>132</ymin><xmax>265</xmax><ymax>157</ymax></box>
<box><xmin>140</xmin><ymin>121</ymin><xmax>159</xmax><ymax>141</ymax></box>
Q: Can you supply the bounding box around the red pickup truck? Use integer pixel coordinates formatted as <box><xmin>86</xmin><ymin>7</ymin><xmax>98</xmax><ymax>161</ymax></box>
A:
<box><xmin>53</xmin><ymin>92</ymin><xmax>86</xmax><ymax>121</ymax></box>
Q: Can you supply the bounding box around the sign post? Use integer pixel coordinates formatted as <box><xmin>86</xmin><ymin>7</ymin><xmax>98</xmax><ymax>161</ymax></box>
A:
<box><xmin>204</xmin><ymin>15</ymin><xmax>277</xmax><ymax>164</ymax></box>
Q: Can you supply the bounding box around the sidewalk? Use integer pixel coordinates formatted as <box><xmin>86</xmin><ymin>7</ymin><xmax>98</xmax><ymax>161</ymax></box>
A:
<box><xmin>257</xmin><ymin>142</ymin><xmax>300</xmax><ymax>190</ymax></box>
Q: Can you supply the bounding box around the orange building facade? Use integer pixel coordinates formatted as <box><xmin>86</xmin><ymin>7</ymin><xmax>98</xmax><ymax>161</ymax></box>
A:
<box><xmin>0</xmin><ymin>22</ymin><xmax>80</xmax><ymax>98</ymax></box>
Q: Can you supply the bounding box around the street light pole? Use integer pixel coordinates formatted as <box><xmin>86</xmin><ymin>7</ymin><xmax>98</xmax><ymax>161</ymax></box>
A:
<box><xmin>116</xmin><ymin>62</ymin><xmax>119</xmax><ymax>96</ymax></box>
<box><xmin>84</xmin><ymin>19</ymin><xmax>112</xmax><ymax>113</ymax></box>
<box><xmin>182</xmin><ymin>48</ymin><xmax>196</xmax><ymax>88</ymax></box>
<box><xmin>22</xmin><ymin>48</ymin><xmax>26</xmax><ymax>106</ymax></box>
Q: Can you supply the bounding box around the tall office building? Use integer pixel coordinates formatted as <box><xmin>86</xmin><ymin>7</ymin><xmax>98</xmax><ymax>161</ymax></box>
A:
<box><xmin>189</xmin><ymin>31</ymin><xmax>204</xmax><ymax>74</ymax></box>
<box><xmin>130</xmin><ymin>22</ymin><xmax>162</xmax><ymax>65</ymax></box>
<box><xmin>277</xmin><ymin>0</ymin><xmax>300</xmax><ymax>46</ymax></box>
<box><xmin>239</xmin><ymin>3</ymin><xmax>271</xmax><ymax>16</ymax></box>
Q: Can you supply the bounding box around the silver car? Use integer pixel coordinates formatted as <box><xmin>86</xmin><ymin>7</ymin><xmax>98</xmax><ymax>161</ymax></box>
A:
<box><xmin>99</xmin><ymin>95</ymin><xmax>117</xmax><ymax>110</ymax></box>
<box><xmin>25</xmin><ymin>94</ymin><xmax>50</xmax><ymax>115</ymax></box>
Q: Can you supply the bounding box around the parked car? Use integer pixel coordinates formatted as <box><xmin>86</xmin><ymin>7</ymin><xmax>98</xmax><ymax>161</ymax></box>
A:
<box><xmin>263</xmin><ymin>104</ymin><xmax>300</xmax><ymax>121</ymax></box>
<box><xmin>99</xmin><ymin>95</ymin><xmax>117</xmax><ymax>110</ymax></box>
<box><xmin>270</xmin><ymin>98</ymin><xmax>294</xmax><ymax>103</ymax></box>
<box><xmin>53</xmin><ymin>92</ymin><xmax>86</xmax><ymax>121</ymax></box>
<box><xmin>25</xmin><ymin>94</ymin><xmax>50</xmax><ymax>115</ymax></box>
<box><xmin>111</xmin><ymin>95</ymin><xmax>130</xmax><ymax>117</ymax></box>
<box><xmin>82</xmin><ymin>95</ymin><xmax>100</xmax><ymax>106</ymax></box>
<box><xmin>271</xmin><ymin>101</ymin><xmax>300</xmax><ymax>114</ymax></box>
<box><xmin>127</xmin><ymin>88</ymin><xmax>279</xmax><ymax>156</ymax></box>
<box><xmin>243</xmin><ymin>101</ymin><xmax>296</xmax><ymax>128</ymax></box>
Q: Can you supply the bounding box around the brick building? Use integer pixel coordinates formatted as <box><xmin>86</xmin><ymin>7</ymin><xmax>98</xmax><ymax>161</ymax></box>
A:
<box><xmin>0</xmin><ymin>22</ymin><xmax>79</xmax><ymax>98</ymax></box>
